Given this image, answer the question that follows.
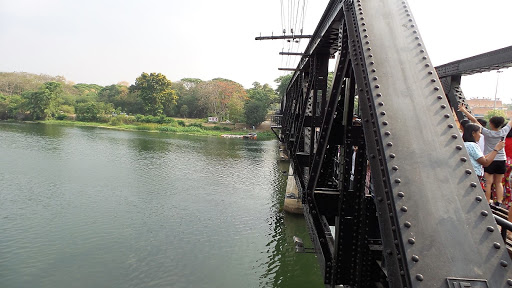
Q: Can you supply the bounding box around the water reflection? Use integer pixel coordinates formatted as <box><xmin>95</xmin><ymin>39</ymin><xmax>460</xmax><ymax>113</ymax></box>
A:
<box><xmin>259</xmin><ymin>159</ymin><xmax>323</xmax><ymax>287</ymax></box>
<box><xmin>0</xmin><ymin>122</ymin><xmax>323</xmax><ymax>288</ymax></box>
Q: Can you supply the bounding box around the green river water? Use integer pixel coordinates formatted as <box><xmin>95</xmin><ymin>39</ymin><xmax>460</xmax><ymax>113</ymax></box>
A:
<box><xmin>0</xmin><ymin>122</ymin><xmax>322</xmax><ymax>288</ymax></box>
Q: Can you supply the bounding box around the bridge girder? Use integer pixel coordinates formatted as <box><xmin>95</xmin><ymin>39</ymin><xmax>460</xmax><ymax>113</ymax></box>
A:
<box><xmin>279</xmin><ymin>0</ymin><xmax>512</xmax><ymax>287</ymax></box>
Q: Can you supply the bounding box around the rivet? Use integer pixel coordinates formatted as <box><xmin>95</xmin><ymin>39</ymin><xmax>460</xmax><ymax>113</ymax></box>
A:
<box><xmin>431</xmin><ymin>79</ymin><xmax>436</xmax><ymax>82</ymax></box>
<box><xmin>413</xmin><ymin>30</ymin><xmax>418</xmax><ymax>34</ymax></box>
<box><xmin>501</xmin><ymin>260</ymin><xmax>508</xmax><ymax>267</ymax></box>
<box><xmin>415</xmin><ymin>36</ymin><xmax>420</xmax><ymax>40</ymax></box>
<box><xmin>441</xmin><ymin>104</ymin><xmax>446</xmax><ymax>109</ymax></box>
<box><xmin>507</xmin><ymin>279</ymin><xmax>512</xmax><ymax>285</ymax></box>
<box><xmin>400</xmin><ymin>271</ymin><xmax>405</xmax><ymax>276</ymax></box>
<box><xmin>444</xmin><ymin>114</ymin><xmax>450</xmax><ymax>118</ymax></box>
<box><xmin>383</xmin><ymin>121</ymin><xmax>388</xmax><ymax>125</ymax></box>
<box><xmin>448</xmin><ymin>124</ymin><xmax>454</xmax><ymax>128</ymax></box>
<box><xmin>425</xmin><ymin>63</ymin><xmax>430</xmax><ymax>67</ymax></box>
<box><xmin>417</xmin><ymin>43</ymin><xmax>422</xmax><ymax>46</ymax></box>
<box><xmin>481</xmin><ymin>210</ymin><xmax>488</xmax><ymax>217</ymax></box>
<box><xmin>395</xmin><ymin>178</ymin><xmax>401</xmax><ymax>183</ymax></box>
<box><xmin>411</xmin><ymin>24</ymin><xmax>415</xmax><ymax>27</ymax></box>
<box><xmin>362</xmin><ymin>28</ymin><xmax>367</xmax><ymax>32</ymax></box>
<box><xmin>381</xmin><ymin>111</ymin><xmax>386</xmax><ymax>115</ymax></box>
<box><xmin>386</xmin><ymin>249</ymin><xmax>392</xmax><ymax>255</ymax></box>
<box><xmin>476</xmin><ymin>196</ymin><xmax>483</xmax><ymax>202</ymax></box>
<box><xmin>364</xmin><ymin>34</ymin><xmax>369</xmax><ymax>38</ymax></box>
<box><xmin>465</xmin><ymin>169</ymin><xmax>472</xmax><ymax>175</ymax></box>
<box><xmin>362</xmin><ymin>22</ymin><xmax>366</xmax><ymax>26</ymax></box>
<box><xmin>428</xmin><ymin>71</ymin><xmax>433</xmax><ymax>74</ymax></box>
<box><xmin>408</xmin><ymin>238</ymin><xmax>416</xmax><ymax>244</ymax></box>
<box><xmin>370</xmin><ymin>61</ymin><xmax>375</xmax><ymax>65</ymax></box>
<box><xmin>437</xmin><ymin>95</ymin><xmax>443</xmax><ymax>99</ymax></box>
<box><xmin>401</xmin><ymin>206</ymin><xmax>407</xmax><ymax>212</ymax></box>
<box><xmin>434</xmin><ymin>87</ymin><xmax>440</xmax><ymax>91</ymax></box>
<box><xmin>408</xmin><ymin>19</ymin><xmax>413</xmax><ymax>22</ymax></box>
<box><xmin>373</xmin><ymin>76</ymin><xmax>378</xmax><ymax>80</ymax></box>
<box><xmin>376</xmin><ymin>93</ymin><xmax>382</xmax><ymax>97</ymax></box>
<box><xmin>397</xmin><ymin>191</ymin><xmax>404</xmax><ymax>197</ymax></box>
<box><xmin>375</xmin><ymin>84</ymin><xmax>380</xmax><ymax>88</ymax></box>
<box><xmin>494</xmin><ymin>242</ymin><xmax>501</xmax><ymax>249</ymax></box>
<box><xmin>387</xmin><ymin>142</ymin><xmax>393</xmax><ymax>147</ymax></box>
<box><xmin>452</xmin><ymin>134</ymin><xmax>458</xmax><ymax>139</ymax></box>
<box><xmin>360</xmin><ymin>17</ymin><xmax>365</xmax><ymax>20</ymax></box>
<box><xmin>390</xmin><ymin>153</ymin><xmax>396</xmax><ymax>158</ymax></box>
<box><xmin>422</xmin><ymin>56</ymin><xmax>427</xmax><ymax>59</ymax></box>
<box><xmin>470</xmin><ymin>182</ymin><xmax>477</xmax><ymax>188</ymax></box>
<box><xmin>367</xmin><ymin>47</ymin><xmax>372</xmax><ymax>51</ymax></box>
<box><xmin>416</xmin><ymin>274</ymin><xmax>424</xmax><ymax>281</ymax></box>
<box><xmin>392</xmin><ymin>166</ymin><xmax>398</xmax><ymax>171</ymax></box>
<box><xmin>378</xmin><ymin>102</ymin><xmax>384</xmax><ymax>106</ymax></box>
<box><xmin>487</xmin><ymin>226</ymin><xmax>494</xmax><ymax>232</ymax></box>
<box><xmin>420</xmin><ymin>49</ymin><xmax>425</xmax><ymax>53</ymax></box>
<box><xmin>412</xmin><ymin>255</ymin><xmax>419</xmax><ymax>262</ymax></box>
<box><xmin>460</xmin><ymin>157</ymin><xmax>467</xmax><ymax>162</ymax></box>
<box><xmin>371</xmin><ymin>68</ymin><xmax>376</xmax><ymax>72</ymax></box>
<box><xmin>404</xmin><ymin>221</ymin><xmax>411</xmax><ymax>228</ymax></box>
<box><xmin>456</xmin><ymin>145</ymin><xmax>462</xmax><ymax>150</ymax></box>
<box><xmin>385</xmin><ymin>131</ymin><xmax>391</xmax><ymax>136</ymax></box>
<box><xmin>377</xmin><ymin>196</ymin><xmax>383</xmax><ymax>202</ymax></box>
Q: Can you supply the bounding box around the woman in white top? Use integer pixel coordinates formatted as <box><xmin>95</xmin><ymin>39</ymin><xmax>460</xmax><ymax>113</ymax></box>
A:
<box><xmin>460</xmin><ymin>104</ymin><xmax>512</xmax><ymax>205</ymax></box>
<box><xmin>462</xmin><ymin>123</ymin><xmax>505</xmax><ymax>191</ymax></box>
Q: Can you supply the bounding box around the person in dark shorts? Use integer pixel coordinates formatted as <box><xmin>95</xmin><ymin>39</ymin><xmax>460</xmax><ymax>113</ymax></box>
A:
<box><xmin>462</xmin><ymin>123</ymin><xmax>505</xmax><ymax>192</ymax></box>
<box><xmin>460</xmin><ymin>104</ymin><xmax>512</xmax><ymax>206</ymax></box>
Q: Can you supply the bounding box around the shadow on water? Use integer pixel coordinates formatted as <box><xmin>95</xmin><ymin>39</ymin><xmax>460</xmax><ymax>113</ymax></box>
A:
<box><xmin>259</xmin><ymin>159</ymin><xmax>323</xmax><ymax>288</ymax></box>
<box><xmin>0</xmin><ymin>122</ymin><xmax>65</xmax><ymax>139</ymax></box>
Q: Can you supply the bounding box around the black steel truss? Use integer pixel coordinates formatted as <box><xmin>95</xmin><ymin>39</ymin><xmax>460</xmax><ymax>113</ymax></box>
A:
<box><xmin>278</xmin><ymin>0</ymin><xmax>512</xmax><ymax>287</ymax></box>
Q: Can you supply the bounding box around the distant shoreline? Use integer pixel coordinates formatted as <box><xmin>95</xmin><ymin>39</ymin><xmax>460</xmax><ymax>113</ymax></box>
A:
<box><xmin>1</xmin><ymin>119</ymin><xmax>276</xmax><ymax>140</ymax></box>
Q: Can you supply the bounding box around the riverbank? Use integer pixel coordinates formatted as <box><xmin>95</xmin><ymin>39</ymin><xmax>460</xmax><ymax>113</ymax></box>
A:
<box><xmin>17</xmin><ymin>119</ymin><xmax>276</xmax><ymax>140</ymax></box>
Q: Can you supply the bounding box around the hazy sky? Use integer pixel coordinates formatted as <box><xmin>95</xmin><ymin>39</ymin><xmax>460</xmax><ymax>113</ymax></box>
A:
<box><xmin>1</xmin><ymin>0</ymin><xmax>512</xmax><ymax>102</ymax></box>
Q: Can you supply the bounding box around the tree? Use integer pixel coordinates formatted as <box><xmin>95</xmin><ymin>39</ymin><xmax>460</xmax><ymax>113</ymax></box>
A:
<box><xmin>130</xmin><ymin>72</ymin><xmax>177</xmax><ymax>116</ymax></box>
<box><xmin>75</xmin><ymin>101</ymin><xmax>114</xmax><ymax>122</ymax></box>
<box><xmin>0</xmin><ymin>93</ymin><xmax>25</xmax><ymax>120</ymax></box>
<box><xmin>243</xmin><ymin>82</ymin><xmax>278</xmax><ymax>126</ymax></box>
<box><xmin>180</xmin><ymin>105</ymin><xmax>189</xmax><ymax>118</ymax></box>
<box><xmin>485</xmin><ymin>109</ymin><xmax>507</xmax><ymax>122</ymax></box>
<box><xmin>275</xmin><ymin>74</ymin><xmax>293</xmax><ymax>100</ymax></box>
<box><xmin>196</xmin><ymin>79</ymin><xmax>247</xmax><ymax>122</ymax></box>
<box><xmin>24</xmin><ymin>81</ymin><xmax>62</xmax><ymax>120</ymax></box>
<box><xmin>245</xmin><ymin>100</ymin><xmax>267</xmax><ymax>126</ymax></box>
<box><xmin>174</xmin><ymin>80</ymin><xmax>206</xmax><ymax>118</ymax></box>
<box><xmin>247</xmin><ymin>82</ymin><xmax>279</xmax><ymax>106</ymax></box>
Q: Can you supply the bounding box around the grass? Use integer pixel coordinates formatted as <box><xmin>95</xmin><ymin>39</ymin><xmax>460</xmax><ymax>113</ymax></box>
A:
<box><xmin>41</xmin><ymin>119</ymin><xmax>275</xmax><ymax>140</ymax></box>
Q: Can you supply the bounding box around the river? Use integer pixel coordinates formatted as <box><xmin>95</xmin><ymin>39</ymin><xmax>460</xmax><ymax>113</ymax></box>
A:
<box><xmin>0</xmin><ymin>122</ymin><xmax>322</xmax><ymax>288</ymax></box>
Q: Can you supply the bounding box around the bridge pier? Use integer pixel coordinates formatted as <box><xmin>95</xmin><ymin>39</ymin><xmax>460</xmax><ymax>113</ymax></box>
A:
<box><xmin>283</xmin><ymin>165</ymin><xmax>303</xmax><ymax>214</ymax></box>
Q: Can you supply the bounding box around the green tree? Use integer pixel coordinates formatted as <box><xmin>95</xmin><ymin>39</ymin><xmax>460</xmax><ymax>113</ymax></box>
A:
<box><xmin>247</xmin><ymin>82</ymin><xmax>279</xmax><ymax>106</ymax></box>
<box><xmin>24</xmin><ymin>81</ymin><xmax>62</xmax><ymax>120</ymax></box>
<box><xmin>179</xmin><ymin>105</ymin><xmax>189</xmax><ymax>118</ymax></box>
<box><xmin>274</xmin><ymin>74</ymin><xmax>293</xmax><ymax>100</ymax></box>
<box><xmin>130</xmin><ymin>72</ymin><xmax>177</xmax><ymax>116</ymax></box>
<box><xmin>174</xmin><ymin>80</ymin><xmax>206</xmax><ymax>118</ymax></box>
<box><xmin>243</xmin><ymin>82</ymin><xmax>278</xmax><ymax>126</ymax></box>
<box><xmin>485</xmin><ymin>109</ymin><xmax>507</xmax><ymax>122</ymax></box>
<box><xmin>0</xmin><ymin>93</ymin><xmax>26</xmax><ymax>120</ymax></box>
<box><xmin>245</xmin><ymin>100</ymin><xmax>267</xmax><ymax>126</ymax></box>
<box><xmin>75</xmin><ymin>101</ymin><xmax>114</xmax><ymax>122</ymax></box>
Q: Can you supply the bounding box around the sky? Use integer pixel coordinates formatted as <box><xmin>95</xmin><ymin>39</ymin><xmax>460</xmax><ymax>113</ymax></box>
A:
<box><xmin>1</xmin><ymin>0</ymin><xmax>512</xmax><ymax>102</ymax></box>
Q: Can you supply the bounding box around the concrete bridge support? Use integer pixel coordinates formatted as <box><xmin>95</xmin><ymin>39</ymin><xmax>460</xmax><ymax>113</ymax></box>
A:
<box><xmin>283</xmin><ymin>165</ymin><xmax>303</xmax><ymax>214</ymax></box>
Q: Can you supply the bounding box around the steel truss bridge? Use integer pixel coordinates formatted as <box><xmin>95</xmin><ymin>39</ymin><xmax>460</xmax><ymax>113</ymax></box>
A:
<box><xmin>275</xmin><ymin>0</ymin><xmax>512</xmax><ymax>287</ymax></box>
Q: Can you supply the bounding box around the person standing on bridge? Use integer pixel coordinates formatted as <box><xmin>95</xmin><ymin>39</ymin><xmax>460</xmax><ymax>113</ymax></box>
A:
<box><xmin>459</xmin><ymin>104</ymin><xmax>512</xmax><ymax>206</ymax></box>
<box><xmin>462</xmin><ymin>123</ymin><xmax>505</xmax><ymax>192</ymax></box>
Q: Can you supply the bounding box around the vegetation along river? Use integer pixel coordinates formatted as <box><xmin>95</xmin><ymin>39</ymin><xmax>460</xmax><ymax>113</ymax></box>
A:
<box><xmin>0</xmin><ymin>122</ymin><xmax>322</xmax><ymax>288</ymax></box>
